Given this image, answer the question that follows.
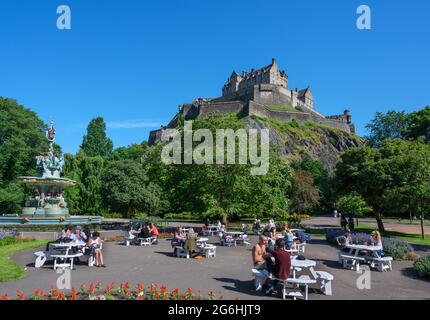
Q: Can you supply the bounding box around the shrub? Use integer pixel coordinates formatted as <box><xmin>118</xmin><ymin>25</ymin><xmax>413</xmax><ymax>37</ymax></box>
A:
<box><xmin>101</xmin><ymin>212</ymin><xmax>123</xmax><ymax>219</ymax></box>
<box><xmin>163</xmin><ymin>212</ymin><xmax>201</xmax><ymax>221</ymax></box>
<box><xmin>0</xmin><ymin>236</ymin><xmax>16</xmax><ymax>247</ymax></box>
<box><xmin>0</xmin><ymin>229</ymin><xmax>17</xmax><ymax>239</ymax></box>
<box><xmin>286</xmin><ymin>213</ymin><xmax>310</xmax><ymax>228</ymax></box>
<box><xmin>382</xmin><ymin>237</ymin><xmax>414</xmax><ymax>261</ymax></box>
<box><xmin>404</xmin><ymin>251</ymin><xmax>419</xmax><ymax>261</ymax></box>
<box><xmin>350</xmin><ymin>232</ymin><xmax>373</xmax><ymax>245</ymax></box>
<box><xmin>325</xmin><ymin>229</ymin><xmax>345</xmax><ymax>244</ymax></box>
<box><xmin>413</xmin><ymin>256</ymin><xmax>430</xmax><ymax>279</ymax></box>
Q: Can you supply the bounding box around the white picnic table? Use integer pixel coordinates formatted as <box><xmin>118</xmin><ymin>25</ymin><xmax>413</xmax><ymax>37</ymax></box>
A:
<box><xmin>197</xmin><ymin>237</ymin><xmax>209</xmax><ymax>247</ymax></box>
<box><xmin>225</xmin><ymin>231</ymin><xmax>244</xmax><ymax>237</ymax></box>
<box><xmin>203</xmin><ymin>225</ymin><xmax>219</xmax><ymax>236</ymax></box>
<box><xmin>291</xmin><ymin>258</ymin><xmax>316</xmax><ymax>278</ymax></box>
<box><xmin>345</xmin><ymin>244</ymin><xmax>382</xmax><ymax>259</ymax></box>
<box><xmin>48</xmin><ymin>242</ymin><xmax>86</xmax><ymax>269</ymax></box>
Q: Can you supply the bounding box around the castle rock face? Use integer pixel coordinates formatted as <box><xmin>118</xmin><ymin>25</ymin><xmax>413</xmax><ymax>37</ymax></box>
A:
<box><xmin>149</xmin><ymin>59</ymin><xmax>356</xmax><ymax>146</ymax></box>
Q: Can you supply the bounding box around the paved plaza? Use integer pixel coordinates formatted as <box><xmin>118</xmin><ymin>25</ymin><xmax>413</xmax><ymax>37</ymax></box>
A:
<box><xmin>1</xmin><ymin>235</ymin><xmax>429</xmax><ymax>300</ymax></box>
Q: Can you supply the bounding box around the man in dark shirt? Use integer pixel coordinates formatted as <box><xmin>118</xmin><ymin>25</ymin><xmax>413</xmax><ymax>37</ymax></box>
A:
<box><xmin>138</xmin><ymin>225</ymin><xmax>151</xmax><ymax>239</ymax></box>
<box><xmin>265</xmin><ymin>238</ymin><xmax>291</xmax><ymax>295</ymax></box>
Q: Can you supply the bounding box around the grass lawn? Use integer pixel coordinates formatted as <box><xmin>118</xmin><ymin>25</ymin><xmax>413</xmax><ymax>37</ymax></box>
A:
<box><xmin>265</xmin><ymin>104</ymin><xmax>301</xmax><ymax>112</ymax></box>
<box><xmin>354</xmin><ymin>224</ymin><xmax>430</xmax><ymax>246</ymax></box>
<box><xmin>305</xmin><ymin>225</ymin><xmax>430</xmax><ymax>246</ymax></box>
<box><xmin>0</xmin><ymin>240</ymin><xmax>47</xmax><ymax>282</ymax></box>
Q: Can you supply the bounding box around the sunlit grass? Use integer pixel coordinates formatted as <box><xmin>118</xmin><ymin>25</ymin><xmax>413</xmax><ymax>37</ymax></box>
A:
<box><xmin>0</xmin><ymin>240</ymin><xmax>47</xmax><ymax>282</ymax></box>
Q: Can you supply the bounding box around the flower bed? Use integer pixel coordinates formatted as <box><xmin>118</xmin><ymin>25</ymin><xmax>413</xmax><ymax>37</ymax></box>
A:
<box><xmin>0</xmin><ymin>282</ymin><xmax>228</xmax><ymax>300</ymax></box>
<box><xmin>382</xmin><ymin>237</ymin><xmax>415</xmax><ymax>261</ymax></box>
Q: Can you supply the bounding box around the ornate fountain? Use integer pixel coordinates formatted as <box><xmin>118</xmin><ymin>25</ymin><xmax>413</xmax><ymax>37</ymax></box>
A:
<box><xmin>0</xmin><ymin>120</ymin><xmax>102</xmax><ymax>225</ymax></box>
<box><xmin>17</xmin><ymin>120</ymin><xmax>75</xmax><ymax>218</ymax></box>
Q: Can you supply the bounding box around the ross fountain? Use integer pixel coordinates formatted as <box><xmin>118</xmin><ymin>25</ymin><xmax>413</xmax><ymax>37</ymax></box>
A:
<box><xmin>0</xmin><ymin>120</ymin><xmax>102</xmax><ymax>225</ymax></box>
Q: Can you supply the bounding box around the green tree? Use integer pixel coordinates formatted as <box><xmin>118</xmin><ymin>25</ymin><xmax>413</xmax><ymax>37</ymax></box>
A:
<box><xmin>0</xmin><ymin>98</ymin><xmax>50</xmax><ymax>214</ymax></box>
<box><xmin>293</xmin><ymin>156</ymin><xmax>331</xmax><ymax>210</ymax></box>
<box><xmin>144</xmin><ymin>113</ymin><xmax>293</xmax><ymax>223</ymax></box>
<box><xmin>335</xmin><ymin>139</ymin><xmax>430</xmax><ymax>233</ymax></box>
<box><xmin>62</xmin><ymin>152</ymin><xmax>104</xmax><ymax>214</ymax></box>
<box><xmin>100</xmin><ymin>160</ymin><xmax>165</xmax><ymax>218</ymax></box>
<box><xmin>112</xmin><ymin>141</ymin><xmax>148</xmax><ymax>161</ymax></box>
<box><xmin>336</xmin><ymin>192</ymin><xmax>372</xmax><ymax>224</ymax></box>
<box><xmin>404</xmin><ymin>106</ymin><xmax>430</xmax><ymax>142</ymax></box>
<box><xmin>365</xmin><ymin>110</ymin><xmax>408</xmax><ymax>147</ymax></box>
<box><xmin>289</xmin><ymin>170</ymin><xmax>320</xmax><ymax>214</ymax></box>
<box><xmin>80</xmin><ymin>117</ymin><xmax>113</xmax><ymax>158</ymax></box>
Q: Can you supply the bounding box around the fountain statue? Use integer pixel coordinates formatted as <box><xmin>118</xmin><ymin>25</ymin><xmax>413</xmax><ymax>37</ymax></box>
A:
<box><xmin>17</xmin><ymin>120</ymin><xmax>75</xmax><ymax>218</ymax></box>
<box><xmin>0</xmin><ymin>120</ymin><xmax>102</xmax><ymax>226</ymax></box>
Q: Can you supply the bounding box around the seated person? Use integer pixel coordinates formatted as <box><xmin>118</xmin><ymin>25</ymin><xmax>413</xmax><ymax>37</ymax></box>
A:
<box><xmin>336</xmin><ymin>229</ymin><xmax>352</xmax><ymax>253</ymax></box>
<box><xmin>149</xmin><ymin>223</ymin><xmax>159</xmax><ymax>244</ymax></box>
<box><xmin>283</xmin><ymin>229</ymin><xmax>294</xmax><ymax>249</ymax></box>
<box><xmin>370</xmin><ymin>230</ymin><xmax>383</xmax><ymax>255</ymax></box>
<box><xmin>171</xmin><ymin>227</ymin><xmax>186</xmax><ymax>255</ymax></box>
<box><xmin>252</xmin><ymin>235</ymin><xmax>270</xmax><ymax>271</ymax></box>
<box><xmin>265</xmin><ymin>238</ymin><xmax>291</xmax><ymax>295</ymax></box>
<box><xmin>70</xmin><ymin>228</ymin><xmax>86</xmax><ymax>243</ymax></box>
<box><xmin>87</xmin><ymin>232</ymin><xmax>105</xmax><ymax>267</ymax></box>
<box><xmin>138</xmin><ymin>224</ymin><xmax>151</xmax><ymax>239</ymax></box>
<box><xmin>184</xmin><ymin>228</ymin><xmax>198</xmax><ymax>257</ymax></box>
<box><xmin>124</xmin><ymin>226</ymin><xmax>136</xmax><ymax>245</ymax></box>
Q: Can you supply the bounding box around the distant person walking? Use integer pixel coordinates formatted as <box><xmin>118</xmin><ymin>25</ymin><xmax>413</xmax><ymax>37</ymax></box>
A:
<box><xmin>348</xmin><ymin>215</ymin><xmax>355</xmax><ymax>231</ymax></box>
<box><xmin>333</xmin><ymin>209</ymin><xmax>338</xmax><ymax>218</ymax></box>
<box><xmin>340</xmin><ymin>213</ymin><xmax>348</xmax><ymax>231</ymax></box>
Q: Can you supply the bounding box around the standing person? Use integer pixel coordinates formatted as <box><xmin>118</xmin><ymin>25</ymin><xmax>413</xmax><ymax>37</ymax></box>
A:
<box><xmin>216</xmin><ymin>220</ymin><xmax>222</xmax><ymax>231</ymax></box>
<box><xmin>253</xmin><ymin>219</ymin><xmax>261</xmax><ymax>235</ymax></box>
<box><xmin>348</xmin><ymin>215</ymin><xmax>355</xmax><ymax>231</ymax></box>
<box><xmin>87</xmin><ymin>232</ymin><xmax>105</xmax><ymax>267</ymax></box>
<box><xmin>184</xmin><ymin>228</ymin><xmax>198</xmax><ymax>257</ymax></box>
<box><xmin>205</xmin><ymin>217</ymin><xmax>211</xmax><ymax>227</ymax></box>
<box><xmin>340</xmin><ymin>213</ymin><xmax>348</xmax><ymax>231</ymax></box>
<box><xmin>265</xmin><ymin>238</ymin><xmax>291</xmax><ymax>295</ymax></box>
<box><xmin>334</xmin><ymin>209</ymin><xmax>338</xmax><ymax>218</ymax></box>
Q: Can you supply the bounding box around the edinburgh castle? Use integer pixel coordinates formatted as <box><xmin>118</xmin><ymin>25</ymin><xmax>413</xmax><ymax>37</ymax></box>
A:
<box><xmin>149</xmin><ymin>59</ymin><xmax>355</xmax><ymax>145</ymax></box>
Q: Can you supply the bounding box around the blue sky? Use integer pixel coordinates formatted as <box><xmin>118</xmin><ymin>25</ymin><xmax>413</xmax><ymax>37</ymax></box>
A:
<box><xmin>0</xmin><ymin>0</ymin><xmax>429</xmax><ymax>153</ymax></box>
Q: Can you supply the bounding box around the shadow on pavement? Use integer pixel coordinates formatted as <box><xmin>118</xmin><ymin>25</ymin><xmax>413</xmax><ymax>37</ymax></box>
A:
<box><xmin>213</xmin><ymin>277</ymin><xmax>266</xmax><ymax>298</ymax></box>
<box><xmin>400</xmin><ymin>267</ymin><xmax>430</xmax><ymax>283</ymax></box>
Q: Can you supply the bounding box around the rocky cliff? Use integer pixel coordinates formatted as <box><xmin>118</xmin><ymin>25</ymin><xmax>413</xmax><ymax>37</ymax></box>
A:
<box><xmin>247</xmin><ymin>116</ymin><xmax>364</xmax><ymax>172</ymax></box>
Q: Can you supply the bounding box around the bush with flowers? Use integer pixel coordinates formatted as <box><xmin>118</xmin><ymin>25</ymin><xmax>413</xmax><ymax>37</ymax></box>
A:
<box><xmin>0</xmin><ymin>282</ymin><xmax>229</xmax><ymax>300</ymax></box>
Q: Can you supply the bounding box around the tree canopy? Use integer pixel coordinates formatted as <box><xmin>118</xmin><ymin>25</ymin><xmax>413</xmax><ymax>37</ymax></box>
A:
<box><xmin>80</xmin><ymin>117</ymin><xmax>113</xmax><ymax>158</ymax></box>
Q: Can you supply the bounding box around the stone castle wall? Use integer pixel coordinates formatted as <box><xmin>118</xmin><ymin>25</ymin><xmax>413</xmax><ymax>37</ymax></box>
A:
<box><xmin>247</xmin><ymin>101</ymin><xmax>352</xmax><ymax>133</ymax></box>
<box><xmin>252</xmin><ymin>84</ymin><xmax>294</xmax><ymax>107</ymax></box>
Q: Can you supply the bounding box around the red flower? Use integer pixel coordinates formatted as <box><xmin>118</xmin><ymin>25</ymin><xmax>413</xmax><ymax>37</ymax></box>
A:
<box><xmin>89</xmin><ymin>283</ymin><xmax>95</xmax><ymax>295</ymax></box>
<box><xmin>16</xmin><ymin>290</ymin><xmax>25</xmax><ymax>300</ymax></box>
<box><xmin>0</xmin><ymin>294</ymin><xmax>9</xmax><ymax>300</ymax></box>
<box><xmin>71</xmin><ymin>288</ymin><xmax>77</xmax><ymax>300</ymax></box>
